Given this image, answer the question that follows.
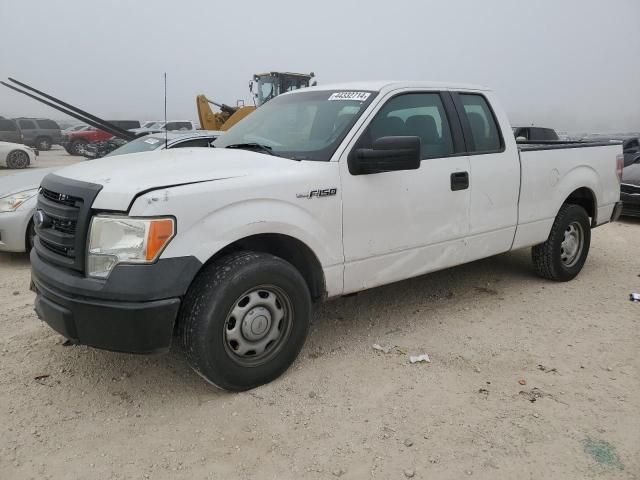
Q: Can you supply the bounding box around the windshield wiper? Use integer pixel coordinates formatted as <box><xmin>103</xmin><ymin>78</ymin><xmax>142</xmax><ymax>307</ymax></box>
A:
<box><xmin>225</xmin><ymin>142</ymin><xmax>276</xmax><ymax>156</ymax></box>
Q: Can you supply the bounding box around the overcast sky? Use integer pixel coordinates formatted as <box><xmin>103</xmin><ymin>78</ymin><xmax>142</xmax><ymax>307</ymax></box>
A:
<box><xmin>1</xmin><ymin>0</ymin><xmax>639</xmax><ymax>133</ymax></box>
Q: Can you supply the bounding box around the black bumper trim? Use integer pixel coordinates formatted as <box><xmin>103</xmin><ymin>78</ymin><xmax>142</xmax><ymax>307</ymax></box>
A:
<box><xmin>33</xmin><ymin>275</ymin><xmax>179</xmax><ymax>354</ymax></box>
<box><xmin>31</xmin><ymin>250</ymin><xmax>203</xmax><ymax>354</ymax></box>
<box><xmin>30</xmin><ymin>249</ymin><xmax>202</xmax><ymax>302</ymax></box>
<box><xmin>610</xmin><ymin>201</ymin><xmax>624</xmax><ymax>222</ymax></box>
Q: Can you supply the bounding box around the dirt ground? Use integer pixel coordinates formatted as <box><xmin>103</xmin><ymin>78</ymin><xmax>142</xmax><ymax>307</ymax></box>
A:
<box><xmin>0</xmin><ymin>151</ymin><xmax>638</xmax><ymax>479</ymax></box>
<box><xmin>0</xmin><ymin>146</ymin><xmax>81</xmax><ymax>178</ymax></box>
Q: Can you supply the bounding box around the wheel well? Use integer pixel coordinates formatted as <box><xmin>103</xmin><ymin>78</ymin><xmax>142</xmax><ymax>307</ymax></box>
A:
<box><xmin>207</xmin><ymin>234</ymin><xmax>326</xmax><ymax>301</ymax></box>
<box><xmin>564</xmin><ymin>187</ymin><xmax>596</xmax><ymax>225</ymax></box>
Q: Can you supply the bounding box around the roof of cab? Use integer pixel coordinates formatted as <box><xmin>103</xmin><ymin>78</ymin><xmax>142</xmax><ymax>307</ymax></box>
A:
<box><xmin>299</xmin><ymin>80</ymin><xmax>491</xmax><ymax>94</ymax></box>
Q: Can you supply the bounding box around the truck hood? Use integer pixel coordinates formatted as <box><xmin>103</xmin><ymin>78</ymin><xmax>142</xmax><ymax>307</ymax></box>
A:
<box><xmin>51</xmin><ymin>148</ymin><xmax>298</xmax><ymax>211</ymax></box>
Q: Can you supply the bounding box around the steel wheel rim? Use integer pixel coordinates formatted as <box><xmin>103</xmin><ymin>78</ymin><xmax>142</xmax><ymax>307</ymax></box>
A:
<box><xmin>8</xmin><ymin>151</ymin><xmax>28</xmax><ymax>168</ymax></box>
<box><xmin>39</xmin><ymin>139</ymin><xmax>50</xmax><ymax>150</ymax></box>
<box><xmin>560</xmin><ymin>221</ymin><xmax>584</xmax><ymax>267</ymax></box>
<box><xmin>223</xmin><ymin>285</ymin><xmax>293</xmax><ymax>366</ymax></box>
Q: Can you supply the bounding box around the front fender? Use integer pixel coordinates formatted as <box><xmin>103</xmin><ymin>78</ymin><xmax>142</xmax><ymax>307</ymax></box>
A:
<box><xmin>163</xmin><ymin>198</ymin><xmax>342</xmax><ymax>268</ymax></box>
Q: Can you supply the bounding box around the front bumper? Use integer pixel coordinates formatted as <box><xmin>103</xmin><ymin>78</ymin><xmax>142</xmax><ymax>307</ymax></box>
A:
<box><xmin>621</xmin><ymin>192</ymin><xmax>640</xmax><ymax>217</ymax></box>
<box><xmin>31</xmin><ymin>249</ymin><xmax>202</xmax><ymax>354</ymax></box>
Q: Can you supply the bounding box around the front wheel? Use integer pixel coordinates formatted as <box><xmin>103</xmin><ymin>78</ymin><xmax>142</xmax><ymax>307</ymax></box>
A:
<box><xmin>70</xmin><ymin>140</ymin><xmax>87</xmax><ymax>155</ymax></box>
<box><xmin>6</xmin><ymin>150</ymin><xmax>30</xmax><ymax>169</ymax></box>
<box><xmin>532</xmin><ymin>204</ymin><xmax>591</xmax><ymax>281</ymax></box>
<box><xmin>179</xmin><ymin>251</ymin><xmax>311</xmax><ymax>391</ymax></box>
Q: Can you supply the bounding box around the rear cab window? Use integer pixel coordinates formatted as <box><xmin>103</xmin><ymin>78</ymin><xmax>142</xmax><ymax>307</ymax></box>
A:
<box><xmin>456</xmin><ymin>93</ymin><xmax>503</xmax><ymax>153</ymax></box>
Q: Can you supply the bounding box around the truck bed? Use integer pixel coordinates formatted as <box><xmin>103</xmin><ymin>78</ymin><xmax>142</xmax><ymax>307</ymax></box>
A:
<box><xmin>512</xmin><ymin>141</ymin><xmax>622</xmax><ymax>250</ymax></box>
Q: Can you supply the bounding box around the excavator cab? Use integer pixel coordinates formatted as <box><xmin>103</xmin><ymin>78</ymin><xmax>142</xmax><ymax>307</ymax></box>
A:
<box><xmin>251</xmin><ymin>72</ymin><xmax>315</xmax><ymax>106</ymax></box>
<box><xmin>197</xmin><ymin>71</ymin><xmax>316</xmax><ymax>131</ymax></box>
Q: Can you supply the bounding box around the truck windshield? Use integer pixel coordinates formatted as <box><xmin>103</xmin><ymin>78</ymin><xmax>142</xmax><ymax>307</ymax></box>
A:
<box><xmin>105</xmin><ymin>136</ymin><xmax>163</xmax><ymax>157</ymax></box>
<box><xmin>214</xmin><ymin>90</ymin><xmax>377</xmax><ymax>161</ymax></box>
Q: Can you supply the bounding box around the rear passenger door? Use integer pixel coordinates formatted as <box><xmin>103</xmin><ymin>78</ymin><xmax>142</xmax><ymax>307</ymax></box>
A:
<box><xmin>451</xmin><ymin>92</ymin><xmax>520</xmax><ymax>261</ymax></box>
<box><xmin>16</xmin><ymin>119</ymin><xmax>36</xmax><ymax>145</ymax></box>
<box><xmin>340</xmin><ymin>90</ymin><xmax>471</xmax><ymax>293</ymax></box>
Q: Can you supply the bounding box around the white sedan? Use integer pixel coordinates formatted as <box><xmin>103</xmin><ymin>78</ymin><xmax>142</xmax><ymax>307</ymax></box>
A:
<box><xmin>0</xmin><ymin>141</ymin><xmax>37</xmax><ymax>169</ymax></box>
<box><xmin>0</xmin><ymin>168</ymin><xmax>55</xmax><ymax>252</ymax></box>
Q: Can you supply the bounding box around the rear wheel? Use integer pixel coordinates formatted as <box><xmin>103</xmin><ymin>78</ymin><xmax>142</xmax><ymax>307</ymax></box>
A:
<box><xmin>179</xmin><ymin>251</ymin><xmax>311</xmax><ymax>391</ymax></box>
<box><xmin>35</xmin><ymin>136</ymin><xmax>52</xmax><ymax>151</ymax></box>
<box><xmin>532</xmin><ymin>204</ymin><xmax>591</xmax><ymax>281</ymax></box>
<box><xmin>6</xmin><ymin>150</ymin><xmax>30</xmax><ymax>169</ymax></box>
<box><xmin>70</xmin><ymin>140</ymin><xmax>87</xmax><ymax>155</ymax></box>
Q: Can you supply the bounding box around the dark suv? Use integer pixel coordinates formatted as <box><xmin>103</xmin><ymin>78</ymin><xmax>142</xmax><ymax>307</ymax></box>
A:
<box><xmin>0</xmin><ymin>118</ymin><xmax>23</xmax><ymax>144</ymax></box>
<box><xmin>12</xmin><ymin>118</ymin><xmax>62</xmax><ymax>150</ymax></box>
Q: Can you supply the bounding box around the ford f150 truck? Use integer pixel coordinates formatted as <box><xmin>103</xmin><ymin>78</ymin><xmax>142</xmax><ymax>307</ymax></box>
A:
<box><xmin>30</xmin><ymin>81</ymin><xmax>624</xmax><ymax>391</ymax></box>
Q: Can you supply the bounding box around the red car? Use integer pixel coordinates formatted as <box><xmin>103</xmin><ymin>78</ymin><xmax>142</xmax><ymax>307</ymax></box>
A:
<box><xmin>62</xmin><ymin>120</ymin><xmax>140</xmax><ymax>155</ymax></box>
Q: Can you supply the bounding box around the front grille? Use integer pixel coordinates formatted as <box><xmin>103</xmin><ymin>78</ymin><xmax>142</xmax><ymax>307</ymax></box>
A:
<box><xmin>34</xmin><ymin>174</ymin><xmax>102</xmax><ymax>272</ymax></box>
<box><xmin>40</xmin><ymin>237</ymin><xmax>74</xmax><ymax>257</ymax></box>
<box><xmin>41</xmin><ymin>187</ymin><xmax>81</xmax><ymax>207</ymax></box>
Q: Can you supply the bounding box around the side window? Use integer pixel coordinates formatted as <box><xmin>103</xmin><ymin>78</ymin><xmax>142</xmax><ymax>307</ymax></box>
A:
<box><xmin>18</xmin><ymin>119</ymin><xmax>37</xmax><ymax>130</ymax></box>
<box><xmin>170</xmin><ymin>138</ymin><xmax>211</xmax><ymax>148</ymax></box>
<box><xmin>165</xmin><ymin>122</ymin><xmax>192</xmax><ymax>131</ymax></box>
<box><xmin>542</xmin><ymin>128</ymin><xmax>558</xmax><ymax>141</ymax></box>
<box><xmin>36</xmin><ymin>119</ymin><xmax>59</xmax><ymax>129</ymax></box>
<box><xmin>362</xmin><ymin>93</ymin><xmax>454</xmax><ymax>159</ymax></box>
<box><xmin>458</xmin><ymin>94</ymin><xmax>502</xmax><ymax>153</ymax></box>
<box><xmin>0</xmin><ymin>120</ymin><xmax>18</xmax><ymax>131</ymax></box>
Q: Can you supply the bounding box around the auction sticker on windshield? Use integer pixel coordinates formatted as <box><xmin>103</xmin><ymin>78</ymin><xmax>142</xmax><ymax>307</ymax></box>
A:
<box><xmin>144</xmin><ymin>138</ymin><xmax>161</xmax><ymax>144</ymax></box>
<box><xmin>328</xmin><ymin>91</ymin><xmax>371</xmax><ymax>102</ymax></box>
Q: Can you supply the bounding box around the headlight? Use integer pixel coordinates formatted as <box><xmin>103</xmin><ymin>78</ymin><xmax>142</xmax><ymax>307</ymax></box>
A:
<box><xmin>0</xmin><ymin>189</ymin><xmax>38</xmax><ymax>213</ymax></box>
<box><xmin>87</xmin><ymin>215</ymin><xmax>175</xmax><ymax>279</ymax></box>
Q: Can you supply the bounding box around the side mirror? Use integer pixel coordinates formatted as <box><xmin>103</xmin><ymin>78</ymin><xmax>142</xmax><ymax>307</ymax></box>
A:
<box><xmin>350</xmin><ymin>136</ymin><xmax>421</xmax><ymax>175</ymax></box>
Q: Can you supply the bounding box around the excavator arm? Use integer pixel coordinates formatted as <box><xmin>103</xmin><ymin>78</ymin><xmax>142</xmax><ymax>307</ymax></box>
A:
<box><xmin>196</xmin><ymin>95</ymin><xmax>255</xmax><ymax>131</ymax></box>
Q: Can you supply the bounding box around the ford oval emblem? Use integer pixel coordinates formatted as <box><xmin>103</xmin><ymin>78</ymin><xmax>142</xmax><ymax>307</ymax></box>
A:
<box><xmin>33</xmin><ymin>210</ymin><xmax>48</xmax><ymax>228</ymax></box>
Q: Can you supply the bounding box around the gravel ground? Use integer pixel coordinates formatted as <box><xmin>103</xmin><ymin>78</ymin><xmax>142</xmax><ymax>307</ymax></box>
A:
<box><xmin>0</xmin><ymin>153</ymin><xmax>638</xmax><ymax>479</ymax></box>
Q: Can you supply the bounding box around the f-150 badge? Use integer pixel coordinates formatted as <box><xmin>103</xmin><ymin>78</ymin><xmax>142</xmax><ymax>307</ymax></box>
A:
<box><xmin>296</xmin><ymin>188</ymin><xmax>337</xmax><ymax>199</ymax></box>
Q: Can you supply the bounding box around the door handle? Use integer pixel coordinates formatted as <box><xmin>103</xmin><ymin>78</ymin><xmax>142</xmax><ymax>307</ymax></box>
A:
<box><xmin>450</xmin><ymin>171</ymin><xmax>469</xmax><ymax>191</ymax></box>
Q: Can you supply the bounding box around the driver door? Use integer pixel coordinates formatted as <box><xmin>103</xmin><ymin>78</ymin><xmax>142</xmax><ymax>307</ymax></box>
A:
<box><xmin>340</xmin><ymin>90</ymin><xmax>471</xmax><ymax>293</ymax></box>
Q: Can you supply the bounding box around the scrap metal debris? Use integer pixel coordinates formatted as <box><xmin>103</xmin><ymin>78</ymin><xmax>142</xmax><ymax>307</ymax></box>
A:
<box><xmin>537</xmin><ymin>364</ymin><xmax>558</xmax><ymax>373</ymax></box>
<box><xmin>409</xmin><ymin>354</ymin><xmax>431</xmax><ymax>364</ymax></box>
<box><xmin>372</xmin><ymin>343</ymin><xmax>393</xmax><ymax>354</ymax></box>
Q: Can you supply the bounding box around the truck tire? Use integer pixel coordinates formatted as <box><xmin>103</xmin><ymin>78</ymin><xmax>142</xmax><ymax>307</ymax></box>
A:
<box><xmin>6</xmin><ymin>149</ymin><xmax>30</xmax><ymax>169</ymax></box>
<box><xmin>70</xmin><ymin>139</ymin><xmax>87</xmax><ymax>155</ymax></box>
<box><xmin>532</xmin><ymin>204</ymin><xmax>591</xmax><ymax>281</ymax></box>
<box><xmin>178</xmin><ymin>251</ymin><xmax>311</xmax><ymax>391</ymax></box>
<box><xmin>35</xmin><ymin>136</ymin><xmax>52</xmax><ymax>151</ymax></box>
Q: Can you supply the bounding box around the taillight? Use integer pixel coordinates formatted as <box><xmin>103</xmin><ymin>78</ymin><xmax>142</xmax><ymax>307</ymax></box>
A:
<box><xmin>616</xmin><ymin>154</ymin><xmax>624</xmax><ymax>183</ymax></box>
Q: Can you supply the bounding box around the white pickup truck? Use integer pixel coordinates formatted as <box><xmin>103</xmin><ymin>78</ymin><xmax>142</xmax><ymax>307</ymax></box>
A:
<box><xmin>31</xmin><ymin>81</ymin><xmax>623</xmax><ymax>391</ymax></box>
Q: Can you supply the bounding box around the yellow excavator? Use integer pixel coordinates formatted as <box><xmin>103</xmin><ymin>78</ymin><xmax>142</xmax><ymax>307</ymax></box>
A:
<box><xmin>197</xmin><ymin>71</ymin><xmax>315</xmax><ymax>131</ymax></box>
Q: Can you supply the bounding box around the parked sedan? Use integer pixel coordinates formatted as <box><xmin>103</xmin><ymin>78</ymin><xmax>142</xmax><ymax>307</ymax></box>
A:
<box><xmin>0</xmin><ymin>141</ymin><xmax>37</xmax><ymax>169</ymax></box>
<box><xmin>0</xmin><ymin>168</ymin><xmax>56</xmax><ymax>252</ymax></box>
<box><xmin>0</xmin><ymin>131</ymin><xmax>220</xmax><ymax>253</ymax></box>
<box><xmin>621</xmin><ymin>154</ymin><xmax>640</xmax><ymax>217</ymax></box>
